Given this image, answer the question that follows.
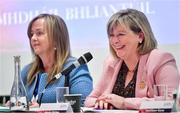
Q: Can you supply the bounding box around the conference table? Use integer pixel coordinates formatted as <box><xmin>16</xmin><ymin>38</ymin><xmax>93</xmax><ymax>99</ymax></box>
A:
<box><xmin>81</xmin><ymin>107</ymin><xmax>138</xmax><ymax>113</ymax></box>
<box><xmin>0</xmin><ymin>99</ymin><xmax>139</xmax><ymax>113</ymax></box>
<box><xmin>0</xmin><ymin>100</ymin><xmax>175</xmax><ymax>113</ymax></box>
<box><xmin>0</xmin><ymin>106</ymin><xmax>176</xmax><ymax>113</ymax></box>
<box><xmin>0</xmin><ymin>105</ymin><xmax>138</xmax><ymax>113</ymax></box>
<box><xmin>0</xmin><ymin>106</ymin><xmax>175</xmax><ymax>113</ymax></box>
<box><xmin>31</xmin><ymin>104</ymin><xmax>139</xmax><ymax>113</ymax></box>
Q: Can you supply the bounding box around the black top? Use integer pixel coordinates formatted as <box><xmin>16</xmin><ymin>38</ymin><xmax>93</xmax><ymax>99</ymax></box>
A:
<box><xmin>112</xmin><ymin>61</ymin><xmax>139</xmax><ymax>97</ymax></box>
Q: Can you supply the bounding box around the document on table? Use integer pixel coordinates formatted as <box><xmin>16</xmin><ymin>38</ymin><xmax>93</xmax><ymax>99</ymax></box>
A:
<box><xmin>0</xmin><ymin>106</ymin><xmax>10</xmax><ymax>112</ymax></box>
<box><xmin>81</xmin><ymin>107</ymin><xmax>138</xmax><ymax>113</ymax></box>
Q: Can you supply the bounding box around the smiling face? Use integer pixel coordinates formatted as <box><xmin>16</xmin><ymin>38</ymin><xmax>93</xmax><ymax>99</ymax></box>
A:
<box><xmin>30</xmin><ymin>18</ymin><xmax>53</xmax><ymax>56</ymax></box>
<box><xmin>109</xmin><ymin>24</ymin><xmax>141</xmax><ymax>60</ymax></box>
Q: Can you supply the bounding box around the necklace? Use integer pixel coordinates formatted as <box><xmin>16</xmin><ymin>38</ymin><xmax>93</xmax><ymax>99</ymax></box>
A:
<box><xmin>128</xmin><ymin>67</ymin><xmax>137</xmax><ymax>73</ymax></box>
<box><xmin>128</xmin><ymin>60</ymin><xmax>139</xmax><ymax>73</ymax></box>
<box><xmin>128</xmin><ymin>69</ymin><xmax>135</xmax><ymax>73</ymax></box>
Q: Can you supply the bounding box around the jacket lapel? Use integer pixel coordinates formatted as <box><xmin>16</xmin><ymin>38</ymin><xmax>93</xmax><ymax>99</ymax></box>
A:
<box><xmin>135</xmin><ymin>53</ymin><xmax>152</xmax><ymax>97</ymax></box>
<box><xmin>105</xmin><ymin>59</ymin><xmax>123</xmax><ymax>93</ymax></box>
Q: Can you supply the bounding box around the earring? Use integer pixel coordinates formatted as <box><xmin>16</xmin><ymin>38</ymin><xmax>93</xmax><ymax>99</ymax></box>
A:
<box><xmin>139</xmin><ymin>40</ymin><xmax>142</xmax><ymax>44</ymax></box>
<box><xmin>54</xmin><ymin>47</ymin><xmax>57</xmax><ymax>50</ymax></box>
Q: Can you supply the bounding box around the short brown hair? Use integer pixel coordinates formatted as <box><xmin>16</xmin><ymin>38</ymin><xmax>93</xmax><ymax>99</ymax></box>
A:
<box><xmin>107</xmin><ymin>8</ymin><xmax>157</xmax><ymax>58</ymax></box>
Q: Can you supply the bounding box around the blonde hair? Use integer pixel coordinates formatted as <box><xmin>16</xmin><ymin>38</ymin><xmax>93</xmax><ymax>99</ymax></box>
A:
<box><xmin>27</xmin><ymin>14</ymin><xmax>71</xmax><ymax>84</ymax></box>
<box><xmin>107</xmin><ymin>8</ymin><xmax>157</xmax><ymax>58</ymax></box>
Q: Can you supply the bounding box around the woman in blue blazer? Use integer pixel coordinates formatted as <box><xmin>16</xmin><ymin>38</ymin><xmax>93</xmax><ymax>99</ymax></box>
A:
<box><xmin>21</xmin><ymin>13</ymin><xmax>93</xmax><ymax>106</ymax></box>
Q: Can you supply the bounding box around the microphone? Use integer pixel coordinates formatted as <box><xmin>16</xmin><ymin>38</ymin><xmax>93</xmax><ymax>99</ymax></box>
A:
<box><xmin>54</xmin><ymin>52</ymin><xmax>93</xmax><ymax>79</ymax></box>
<box><xmin>38</xmin><ymin>52</ymin><xmax>93</xmax><ymax>105</ymax></box>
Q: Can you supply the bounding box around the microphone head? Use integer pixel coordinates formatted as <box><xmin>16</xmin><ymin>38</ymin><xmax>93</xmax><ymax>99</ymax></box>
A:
<box><xmin>83</xmin><ymin>52</ymin><xmax>93</xmax><ymax>62</ymax></box>
<box><xmin>78</xmin><ymin>52</ymin><xmax>93</xmax><ymax>65</ymax></box>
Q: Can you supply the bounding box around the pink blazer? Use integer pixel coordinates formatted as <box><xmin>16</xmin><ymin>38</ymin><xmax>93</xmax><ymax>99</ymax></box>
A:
<box><xmin>85</xmin><ymin>49</ymin><xmax>180</xmax><ymax>109</ymax></box>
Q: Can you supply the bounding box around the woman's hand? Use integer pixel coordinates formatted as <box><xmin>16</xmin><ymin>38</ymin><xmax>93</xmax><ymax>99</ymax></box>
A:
<box><xmin>29</xmin><ymin>101</ymin><xmax>39</xmax><ymax>108</ymax></box>
<box><xmin>97</xmin><ymin>94</ymin><xmax>125</xmax><ymax>109</ymax></box>
<box><xmin>104</xmin><ymin>94</ymin><xmax>125</xmax><ymax>109</ymax></box>
<box><xmin>5</xmin><ymin>100</ymin><xmax>10</xmax><ymax>107</ymax></box>
<box><xmin>94</xmin><ymin>99</ymin><xmax>113</xmax><ymax>110</ymax></box>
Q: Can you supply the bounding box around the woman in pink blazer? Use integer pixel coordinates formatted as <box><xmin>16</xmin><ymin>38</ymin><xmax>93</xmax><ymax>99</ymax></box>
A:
<box><xmin>84</xmin><ymin>8</ymin><xmax>180</xmax><ymax>110</ymax></box>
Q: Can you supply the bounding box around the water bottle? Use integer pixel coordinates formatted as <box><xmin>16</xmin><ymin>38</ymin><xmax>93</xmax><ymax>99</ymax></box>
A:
<box><xmin>9</xmin><ymin>56</ymin><xmax>29</xmax><ymax>111</ymax></box>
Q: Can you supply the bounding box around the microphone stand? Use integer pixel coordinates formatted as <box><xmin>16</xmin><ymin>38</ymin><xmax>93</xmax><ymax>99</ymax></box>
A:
<box><xmin>38</xmin><ymin>72</ymin><xmax>70</xmax><ymax>106</ymax></box>
<box><xmin>64</xmin><ymin>75</ymin><xmax>69</xmax><ymax>87</ymax></box>
<box><xmin>38</xmin><ymin>77</ymin><xmax>56</xmax><ymax>106</ymax></box>
<box><xmin>62</xmin><ymin>64</ymin><xmax>75</xmax><ymax>87</ymax></box>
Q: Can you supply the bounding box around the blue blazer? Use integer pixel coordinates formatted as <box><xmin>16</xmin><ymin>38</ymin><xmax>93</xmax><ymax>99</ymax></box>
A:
<box><xmin>21</xmin><ymin>56</ymin><xmax>93</xmax><ymax>106</ymax></box>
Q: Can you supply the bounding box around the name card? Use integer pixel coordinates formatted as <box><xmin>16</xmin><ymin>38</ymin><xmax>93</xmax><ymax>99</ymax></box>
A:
<box><xmin>140</xmin><ymin>100</ymin><xmax>174</xmax><ymax>112</ymax></box>
<box><xmin>31</xmin><ymin>103</ymin><xmax>73</xmax><ymax>112</ymax></box>
<box><xmin>140</xmin><ymin>100</ymin><xmax>173</xmax><ymax>109</ymax></box>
